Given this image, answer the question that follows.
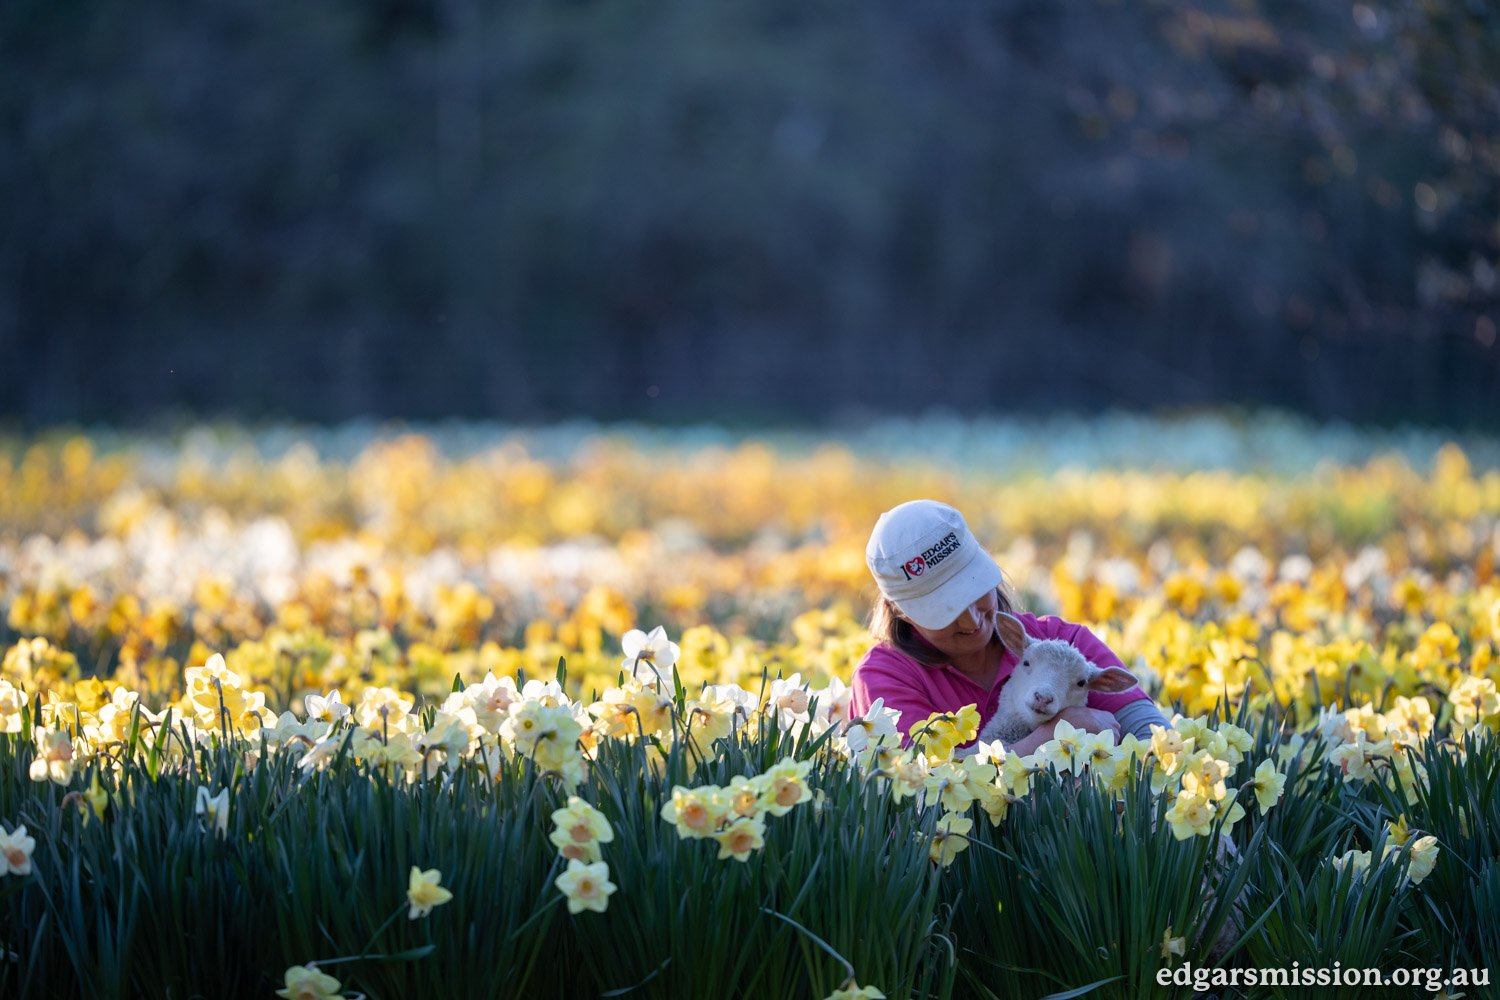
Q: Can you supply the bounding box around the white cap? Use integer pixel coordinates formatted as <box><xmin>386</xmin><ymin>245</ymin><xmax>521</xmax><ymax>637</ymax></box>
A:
<box><xmin>865</xmin><ymin>499</ymin><xmax>1003</xmax><ymax>630</ymax></box>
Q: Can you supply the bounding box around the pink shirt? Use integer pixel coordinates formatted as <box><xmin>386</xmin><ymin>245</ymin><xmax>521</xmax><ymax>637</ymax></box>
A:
<box><xmin>849</xmin><ymin>611</ymin><xmax>1151</xmax><ymax>746</ymax></box>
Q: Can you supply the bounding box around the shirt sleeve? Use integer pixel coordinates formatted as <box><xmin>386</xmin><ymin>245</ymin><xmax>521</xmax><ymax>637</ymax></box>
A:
<box><xmin>849</xmin><ymin>647</ymin><xmax>941</xmax><ymax>747</ymax></box>
<box><xmin>1113</xmin><ymin>698</ymin><xmax>1170</xmax><ymax>740</ymax></box>
<box><xmin>1031</xmin><ymin>614</ymin><xmax>1154</xmax><ymax>715</ymax></box>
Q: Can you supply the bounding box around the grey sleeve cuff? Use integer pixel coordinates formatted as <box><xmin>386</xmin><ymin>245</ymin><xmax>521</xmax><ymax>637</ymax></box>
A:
<box><xmin>1114</xmin><ymin>698</ymin><xmax>1170</xmax><ymax>740</ymax></box>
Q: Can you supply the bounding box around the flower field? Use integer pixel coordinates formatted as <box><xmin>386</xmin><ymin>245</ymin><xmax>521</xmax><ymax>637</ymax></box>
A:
<box><xmin>1</xmin><ymin>416</ymin><xmax>1499</xmax><ymax>999</ymax></box>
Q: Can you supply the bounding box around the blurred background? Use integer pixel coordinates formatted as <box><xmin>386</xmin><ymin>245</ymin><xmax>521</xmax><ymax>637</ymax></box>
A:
<box><xmin>2</xmin><ymin>0</ymin><xmax>1497</xmax><ymax>428</ymax></box>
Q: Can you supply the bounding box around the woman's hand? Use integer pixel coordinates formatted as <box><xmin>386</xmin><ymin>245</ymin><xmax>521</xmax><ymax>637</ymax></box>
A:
<box><xmin>1053</xmin><ymin>705</ymin><xmax>1121</xmax><ymax>738</ymax></box>
<box><xmin>1005</xmin><ymin>706</ymin><xmax>1121</xmax><ymax>756</ymax></box>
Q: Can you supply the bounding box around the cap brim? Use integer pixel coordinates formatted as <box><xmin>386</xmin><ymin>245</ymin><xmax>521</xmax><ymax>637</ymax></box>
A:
<box><xmin>894</xmin><ymin>548</ymin><xmax>1004</xmax><ymax>631</ymax></box>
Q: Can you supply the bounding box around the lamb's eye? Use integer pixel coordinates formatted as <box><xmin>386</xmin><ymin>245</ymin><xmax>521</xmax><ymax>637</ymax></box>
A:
<box><xmin>1022</xmin><ymin>659</ymin><xmax>1029</xmax><ymax>666</ymax></box>
<box><xmin>1076</xmin><ymin>679</ymin><xmax>1086</xmax><ymax>687</ymax></box>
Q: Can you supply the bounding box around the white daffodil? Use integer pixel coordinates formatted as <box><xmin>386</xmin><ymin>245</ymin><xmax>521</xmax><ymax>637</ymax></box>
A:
<box><xmin>621</xmin><ymin>626</ymin><xmax>680</xmax><ymax>686</ymax></box>
<box><xmin>194</xmin><ymin>785</ymin><xmax>230</xmax><ymax>838</ymax></box>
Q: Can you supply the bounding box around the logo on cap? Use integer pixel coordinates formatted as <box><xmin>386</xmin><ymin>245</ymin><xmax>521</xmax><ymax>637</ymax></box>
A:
<box><xmin>899</xmin><ymin>530</ymin><xmax>962</xmax><ymax>581</ymax></box>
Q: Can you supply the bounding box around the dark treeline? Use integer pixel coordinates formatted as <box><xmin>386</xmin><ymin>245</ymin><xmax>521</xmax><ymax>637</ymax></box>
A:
<box><xmin>2</xmin><ymin>0</ymin><xmax>1497</xmax><ymax>426</ymax></box>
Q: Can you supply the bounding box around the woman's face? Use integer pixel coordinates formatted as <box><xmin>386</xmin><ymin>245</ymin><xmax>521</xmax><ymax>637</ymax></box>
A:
<box><xmin>902</xmin><ymin>588</ymin><xmax>999</xmax><ymax>658</ymax></box>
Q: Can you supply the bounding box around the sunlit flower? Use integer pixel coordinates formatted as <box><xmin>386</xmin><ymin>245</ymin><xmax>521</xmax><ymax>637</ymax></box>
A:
<box><xmin>1250</xmin><ymin>759</ymin><xmax>1286</xmax><ymax>812</ymax></box>
<box><xmin>622</xmin><ymin>626</ymin><xmax>680</xmax><ymax>686</ymax></box>
<box><xmin>29</xmin><ymin>727</ymin><xmax>75</xmax><ymax>785</ymax></box>
<box><xmin>303</xmin><ymin>691</ymin><xmax>350</xmax><ymax>726</ymax></box>
<box><xmin>842</xmin><ymin>697</ymin><xmax>901</xmax><ymax>755</ymax></box>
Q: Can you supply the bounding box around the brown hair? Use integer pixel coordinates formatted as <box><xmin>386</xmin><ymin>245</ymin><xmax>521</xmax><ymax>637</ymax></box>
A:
<box><xmin>867</xmin><ymin>579</ymin><xmax>1021</xmax><ymax>666</ymax></box>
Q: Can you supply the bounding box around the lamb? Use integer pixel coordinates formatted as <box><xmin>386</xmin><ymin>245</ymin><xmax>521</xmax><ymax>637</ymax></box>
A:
<box><xmin>976</xmin><ymin>612</ymin><xmax>1139</xmax><ymax>746</ymax></box>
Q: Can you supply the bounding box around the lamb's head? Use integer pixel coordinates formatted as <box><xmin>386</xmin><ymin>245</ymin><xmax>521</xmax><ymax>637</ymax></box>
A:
<box><xmin>996</xmin><ymin>612</ymin><xmax>1138</xmax><ymax>731</ymax></box>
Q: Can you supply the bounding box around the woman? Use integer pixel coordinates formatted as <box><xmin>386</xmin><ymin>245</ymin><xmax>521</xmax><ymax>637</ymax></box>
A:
<box><xmin>849</xmin><ymin>499</ymin><xmax>1168</xmax><ymax>756</ymax></box>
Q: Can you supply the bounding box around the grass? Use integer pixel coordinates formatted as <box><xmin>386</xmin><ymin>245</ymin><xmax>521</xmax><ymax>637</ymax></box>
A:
<box><xmin>0</xmin><ymin>675</ymin><xmax>1496</xmax><ymax>999</ymax></box>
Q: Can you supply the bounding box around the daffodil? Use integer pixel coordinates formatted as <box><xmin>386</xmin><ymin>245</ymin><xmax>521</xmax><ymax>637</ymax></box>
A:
<box><xmin>549</xmin><ymin>796</ymin><xmax>614</xmax><ymax>862</ymax></box>
<box><xmin>973</xmin><ymin>781</ymin><xmax>1010</xmax><ymax>826</ymax></box>
<box><xmin>760</xmin><ymin>758</ymin><xmax>813</xmax><ymax>816</ymax></box>
<box><xmin>1040</xmin><ymin>719</ymin><xmax>1086</xmax><ymax>774</ymax></box>
<box><xmin>555</xmin><ymin>859</ymin><xmax>616</xmax><ymax>913</ymax></box>
<box><xmin>84</xmin><ymin>772</ymin><xmax>109</xmax><ymax>820</ymax></box>
<box><xmin>1163</xmin><ymin>788</ymin><xmax>1215</xmax><ymax>840</ymax></box>
<box><xmin>29</xmin><ymin>727</ymin><xmax>75</xmax><ymax>785</ymax></box>
<box><xmin>922</xmin><ymin>761</ymin><xmax>977</xmax><ymax>814</ymax></box>
<box><xmin>276</xmin><ymin>964</ymin><xmax>343</xmax><ymax>1000</ymax></box>
<box><xmin>195</xmin><ymin>786</ymin><xmax>230</xmax><ymax>838</ymax></box>
<box><xmin>1000</xmin><ymin>751</ymin><xmax>1037</xmax><ymax>798</ymax></box>
<box><xmin>724</xmin><ymin>775</ymin><xmax>765</xmax><ymax>819</ymax></box>
<box><xmin>1179</xmin><ymin>753</ymin><xmax>1230</xmax><ymax>802</ymax></box>
<box><xmin>1250</xmin><ymin>759</ymin><xmax>1286</xmax><ymax>812</ymax></box>
<box><xmin>0</xmin><ymin>823</ymin><xmax>36</xmax><ymax>876</ymax></box>
<box><xmin>824</xmin><ymin>983</ymin><xmax>886</xmax><ymax>999</ymax></box>
<box><xmin>928</xmin><ymin>812</ymin><xmax>972</xmax><ymax>867</ymax></box>
<box><xmin>1332</xmin><ymin>849</ymin><xmax>1373</xmax><ymax>879</ymax></box>
<box><xmin>621</xmin><ymin>625</ymin><xmax>680</xmax><ymax>686</ymax></box>
<box><xmin>889</xmin><ymin>752</ymin><xmax>931</xmax><ymax>805</ymax></box>
<box><xmin>406</xmin><ymin>866</ymin><xmax>453</xmax><ymax>919</ymax></box>
<box><xmin>714</xmin><ymin>815</ymin><xmax>766</xmax><ymax>862</ymax></box>
<box><xmin>302</xmin><ymin>690</ymin><xmax>350</xmax><ymax>726</ymax></box>
<box><xmin>843</xmin><ymin>698</ymin><xmax>901</xmax><ymax>755</ymax></box>
<box><xmin>1406</xmin><ymin>834</ymin><xmax>1440</xmax><ymax>884</ymax></box>
<box><xmin>661</xmin><ymin>786</ymin><xmax>723</xmax><ymax>839</ymax></box>
<box><xmin>1160</xmin><ymin>926</ymin><xmax>1186</xmax><ymax>962</ymax></box>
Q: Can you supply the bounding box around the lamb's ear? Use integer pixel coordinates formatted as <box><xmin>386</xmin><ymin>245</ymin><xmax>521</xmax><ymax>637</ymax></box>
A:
<box><xmin>997</xmin><ymin>612</ymin><xmax>1029</xmax><ymax>654</ymax></box>
<box><xmin>1086</xmin><ymin>665</ymin><xmax>1138</xmax><ymax>693</ymax></box>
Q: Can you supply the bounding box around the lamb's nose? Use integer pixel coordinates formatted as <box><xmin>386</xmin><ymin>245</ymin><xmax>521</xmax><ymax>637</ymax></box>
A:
<box><xmin>1032</xmin><ymin>694</ymin><xmax>1054</xmax><ymax>709</ymax></box>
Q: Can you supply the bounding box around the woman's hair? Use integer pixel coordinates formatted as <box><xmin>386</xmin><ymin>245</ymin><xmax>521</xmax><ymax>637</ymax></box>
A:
<box><xmin>867</xmin><ymin>578</ymin><xmax>1021</xmax><ymax>665</ymax></box>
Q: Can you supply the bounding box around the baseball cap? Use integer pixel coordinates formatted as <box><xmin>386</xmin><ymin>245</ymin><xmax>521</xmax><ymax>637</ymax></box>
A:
<box><xmin>865</xmin><ymin>499</ymin><xmax>1003</xmax><ymax>630</ymax></box>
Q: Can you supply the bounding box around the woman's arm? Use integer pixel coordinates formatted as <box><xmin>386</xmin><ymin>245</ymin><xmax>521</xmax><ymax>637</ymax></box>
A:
<box><xmin>1113</xmin><ymin>698</ymin><xmax>1169</xmax><ymax>739</ymax></box>
<box><xmin>849</xmin><ymin>654</ymin><xmax>944</xmax><ymax>747</ymax></box>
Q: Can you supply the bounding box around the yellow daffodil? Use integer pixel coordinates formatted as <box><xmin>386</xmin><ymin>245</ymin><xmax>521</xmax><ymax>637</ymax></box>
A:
<box><xmin>928</xmin><ymin>812</ymin><xmax>972</xmax><ymax>867</ymax></box>
<box><xmin>714</xmin><ymin>815</ymin><xmax>766</xmax><ymax>862</ymax></box>
<box><xmin>1250</xmin><ymin>759</ymin><xmax>1286</xmax><ymax>813</ymax></box>
<box><xmin>760</xmin><ymin>758</ymin><xmax>813</xmax><ymax>816</ymax></box>
<box><xmin>661</xmin><ymin>786</ymin><xmax>723</xmax><ymax>839</ymax></box>
<box><xmin>824</xmin><ymin>983</ymin><xmax>886</xmax><ymax>1000</ymax></box>
<box><xmin>406</xmin><ymin>866</ymin><xmax>453</xmax><ymax>919</ymax></box>
<box><xmin>276</xmin><ymin>964</ymin><xmax>343</xmax><ymax>1000</ymax></box>
<box><xmin>1160</xmin><ymin>926</ymin><xmax>1186</xmax><ymax>962</ymax></box>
